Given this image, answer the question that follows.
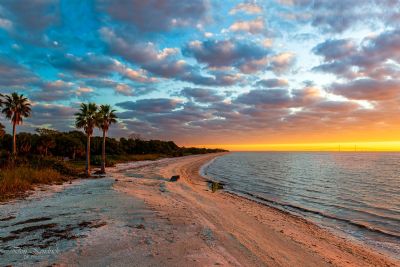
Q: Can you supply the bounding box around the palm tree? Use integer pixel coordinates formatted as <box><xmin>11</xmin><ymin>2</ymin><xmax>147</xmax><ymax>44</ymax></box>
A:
<box><xmin>97</xmin><ymin>105</ymin><xmax>117</xmax><ymax>173</ymax></box>
<box><xmin>0</xmin><ymin>94</ymin><xmax>4</xmax><ymax>138</ymax></box>
<box><xmin>0</xmin><ymin>123</ymin><xmax>5</xmax><ymax>138</ymax></box>
<box><xmin>75</xmin><ymin>103</ymin><xmax>98</xmax><ymax>177</ymax></box>
<box><xmin>1</xmin><ymin>93</ymin><xmax>31</xmax><ymax>160</ymax></box>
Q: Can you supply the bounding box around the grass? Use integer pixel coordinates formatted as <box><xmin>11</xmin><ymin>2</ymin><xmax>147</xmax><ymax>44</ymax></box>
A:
<box><xmin>0</xmin><ymin>167</ymin><xmax>69</xmax><ymax>201</ymax></box>
<box><xmin>67</xmin><ymin>154</ymin><xmax>163</xmax><ymax>168</ymax></box>
<box><xmin>109</xmin><ymin>153</ymin><xmax>163</xmax><ymax>163</ymax></box>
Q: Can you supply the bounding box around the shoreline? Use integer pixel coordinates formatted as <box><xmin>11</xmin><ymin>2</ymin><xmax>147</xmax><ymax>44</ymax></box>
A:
<box><xmin>1</xmin><ymin>153</ymin><xmax>397</xmax><ymax>266</ymax></box>
<box><xmin>107</xmin><ymin>153</ymin><xmax>399</xmax><ymax>266</ymax></box>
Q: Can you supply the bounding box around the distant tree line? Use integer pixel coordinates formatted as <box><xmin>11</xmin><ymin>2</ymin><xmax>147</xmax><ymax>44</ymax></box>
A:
<box><xmin>0</xmin><ymin>130</ymin><xmax>224</xmax><ymax>161</ymax></box>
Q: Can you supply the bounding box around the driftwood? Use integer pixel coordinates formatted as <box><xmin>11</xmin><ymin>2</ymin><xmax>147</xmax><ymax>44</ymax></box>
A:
<box><xmin>170</xmin><ymin>175</ymin><xmax>180</xmax><ymax>182</ymax></box>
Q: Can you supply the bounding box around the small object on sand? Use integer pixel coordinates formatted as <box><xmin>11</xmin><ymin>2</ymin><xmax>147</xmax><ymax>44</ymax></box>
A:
<box><xmin>170</xmin><ymin>175</ymin><xmax>180</xmax><ymax>182</ymax></box>
<box><xmin>115</xmin><ymin>179</ymin><xmax>119</xmax><ymax>182</ymax></box>
<box><xmin>135</xmin><ymin>224</ymin><xmax>145</xmax><ymax>229</ymax></box>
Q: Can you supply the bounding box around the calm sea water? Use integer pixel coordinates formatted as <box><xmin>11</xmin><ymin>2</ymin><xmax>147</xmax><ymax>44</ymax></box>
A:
<box><xmin>203</xmin><ymin>152</ymin><xmax>400</xmax><ymax>257</ymax></box>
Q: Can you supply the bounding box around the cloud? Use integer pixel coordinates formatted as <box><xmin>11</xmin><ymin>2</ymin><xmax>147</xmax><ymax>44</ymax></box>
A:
<box><xmin>312</xmin><ymin>39</ymin><xmax>356</xmax><ymax>61</ymax></box>
<box><xmin>49</xmin><ymin>53</ymin><xmax>118</xmax><ymax>77</ymax></box>
<box><xmin>269</xmin><ymin>52</ymin><xmax>296</xmax><ymax>74</ymax></box>
<box><xmin>100</xmin><ymin>28</ymin><xmax>190</xmax><ymax>77</ymax></box>
<box><xmin>101</xmin><ymin>27</ymin><xmax>243</xmax><ymax>86</ymax></box>
<box><xmin>0</xmin><ymin>55</ymin><xmax>38</xmax><ymax>87</ymax></box>
<box><xmin>229</xmin><ymin>18</ymin><xmax>265</xmax><ymax>34</ymax></box>
<box><xmin>49</xmin><ymin>52</ymin><xmax>156</xmax><ymax>83</ymax></box>
<box><xmin>25</xmin><ymin>103</ymin><xmax>76</xmax><ymax>132</ymax></box>
<box><xmin>235</xmin><ymin>89</ymin><xmax>292</xmax><ymax>107</ymax></box>
<box><xmin>116</xmin><ymin>98</ymin><xmax>181</xmax><ymax>113</ymax></box>
<box><xmin>30</xmin><ymin>80</ymin><xmax>95</xmax><ymax>102</ymax></box>
<box><xmin>0</xmin><ymin>0</ymin><xmax>60</xmax><ymax>32</ymax></box>
<box><xmin>255</xmin><ymin>78</ymin><xmax>289</xmax><ymax>88</ymax></box>
<box><xmin>97</xmin><ymin>0</ymin><xmax>209</xmax><ymax>32</ymax></box>
<box><xmin>84</xmin><ymin>79</ymin><xmax>156</xmax><ymax>96</ymax></box>
<box><xmin>330</xmin><ymin>79</ymin><xmax>400</xmax><ymax>101</ymax></box>
<box><xmin>278</xmin><ymin>0</ymin><xmax>400</xmax><ymax>33</ymax></box>
<box><xmin>119</xmin><ymin>66</ymin><xmax>157</xmax><ymax>83</ymax></box>
<box><xmin>312</xmin><ymin>29</ymin><xmax>400</xmax><ymax>79</ymax></box>
<box><xmin>179</xmin><ymin>87</ymin><xmax>224</xmax><ymax>103</ymax></box>
<box><xmin>229</xmin><ymin>2</ymin><xmax>263</xmax><ymax>15</ymax></box>
<box><xmin>182</xmin><ymin>71</ymin><xmax>243</xmax><ymax>86</ymax></box>
<box><xmin>184</xmin><ymin>38</ymin><xmax>270</xmax><ymax>71</ymax></box>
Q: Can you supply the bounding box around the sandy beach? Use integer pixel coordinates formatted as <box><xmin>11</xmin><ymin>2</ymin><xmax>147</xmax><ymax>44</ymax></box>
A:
<box><xmin>55</xmin><ymin>153</ymin><xmax>398</xmax><ymax>266</ymax></box>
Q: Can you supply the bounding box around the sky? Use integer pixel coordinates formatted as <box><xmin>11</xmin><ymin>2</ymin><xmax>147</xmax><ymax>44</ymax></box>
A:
<box><xmin>1</xmin><ymin>0</ymin><xmax>400</xmax><ymax>151</ymax></box>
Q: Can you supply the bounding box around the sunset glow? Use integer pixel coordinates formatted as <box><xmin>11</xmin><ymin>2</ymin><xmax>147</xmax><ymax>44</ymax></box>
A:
<box><xmin>195</xmin><ymin>142</ymin><xmax>400</xmax><ymax>152</ymax></box>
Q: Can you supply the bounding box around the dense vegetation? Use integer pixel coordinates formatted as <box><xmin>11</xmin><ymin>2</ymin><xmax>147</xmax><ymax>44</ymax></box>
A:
<box><xmin>0</xmin><ymin>92</ymin><xmax>226</xmax><ymax>200</ymax></box>
<box><xmin>0</xmin><ymin>129</ymin><xmax>226</xmax><ymax>166</ymax></box>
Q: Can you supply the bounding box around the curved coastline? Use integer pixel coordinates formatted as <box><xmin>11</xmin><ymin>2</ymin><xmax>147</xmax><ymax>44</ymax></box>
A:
<box><xmin>109</xmin><ymin>153</ymin><xmax>400</xmax><ymax>266</ymax></box>
<box><xmin>199</xmin><ymin>153</ymin><xmax>400</xmax><ymax>259</ymax></box>
<box><xmin>49</xmin><ymin>153</ymin><xmax>400</xmax><ymax>266</ymax></box>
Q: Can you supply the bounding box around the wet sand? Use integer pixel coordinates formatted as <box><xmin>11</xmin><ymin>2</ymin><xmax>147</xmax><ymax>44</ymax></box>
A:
<box><xmin>65</xmin><ymin>153</ymin><xmax>399</xmax><ymax>266</ymax></box>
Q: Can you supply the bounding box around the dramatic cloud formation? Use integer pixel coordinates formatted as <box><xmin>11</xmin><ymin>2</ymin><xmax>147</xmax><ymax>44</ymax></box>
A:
<box><xmin>0</xmin><ymin>0</ymin><xmax>399</xmax><ymax>147</ymax></box>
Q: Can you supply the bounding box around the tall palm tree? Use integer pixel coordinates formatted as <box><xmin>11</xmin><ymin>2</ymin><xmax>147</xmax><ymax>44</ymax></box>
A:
<box><xmin>75</xmin><ymin>103</ymin><xmax>98</xmax><ymax>177</ymax></box>
<box><xmin>0</xmin><ymin>94</ymin><xmax>4</xmax><ymax>138</ymax></box>
<box><xmin>97</xmin><ymin>105</ymin><xmax>117</xmax><ymax>173</ymax></box>
<box><xmin>1</xmin><ymin>93</ymin><xmax>31</xmax><ymax>159</ymax></box>
<box><xmin>0</xmin><ymin>123</ymin><xmax>5</xmax><ymax>138</ymax></box>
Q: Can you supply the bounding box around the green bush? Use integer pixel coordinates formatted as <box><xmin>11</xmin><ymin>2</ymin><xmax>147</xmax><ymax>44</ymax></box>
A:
<box><xmin>90</xmin><ymin>155</ymin><xmax>115</xmax><ymax>167</ymax></box>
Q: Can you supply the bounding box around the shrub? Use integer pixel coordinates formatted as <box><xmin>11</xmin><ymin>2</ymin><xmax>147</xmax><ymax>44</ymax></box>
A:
<box><xmin>91</xmin><ymin>155</ymin><xmax>115</xmax><ymax>167</ymax></box>
<box><xmin>0</xmin><ymin>167</ymin><xmax>66</xmax><ymax>201</ymax></box>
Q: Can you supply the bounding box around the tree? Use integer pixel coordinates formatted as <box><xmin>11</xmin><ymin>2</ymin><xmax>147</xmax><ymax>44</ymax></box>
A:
<box><xmin>0</xmin><ymin>94</ymin><xmax>4</xmax><ymax>138</ymax></box>
<box><xmin>37</xmin><ymin>135</ymin><xmax>56</xmax><ymax>156</ymax></box>
<box><xmin>35</xmin><ymin>128</ymin><xmax>58</xmax><ymax>156</ymax></box>
<box><xmin>97</xmin><ymin>105</ymin><xmax>117</xmax><ymax>173</ymax></box>
<box><xmin>75</xmin><ymin>103</ymin><xmax>98</xmax><ymax>177</ymax></box>
<box><xmin>0</xmin><ymin>123</ymin><xmax>4</xmax><ymax>138</ymax></box>
<box><xmin>1</xmin><ymin>93</ymin><xmax>31</xmax><ymax>160</ymax></box>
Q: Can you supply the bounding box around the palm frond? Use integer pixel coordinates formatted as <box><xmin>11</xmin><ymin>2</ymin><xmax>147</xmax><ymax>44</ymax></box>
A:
<box><xmin>75</xmin><ymin>102</ymin><xmax>98</xmax><ymax>135</ymax></box>
<box><xmin>97</xmin><ymin>104</ymin><xmax>118</xmax><ymax>131</ymax></box>
<box><xmin>1</xmin><ymin>93</ymin><xmax>31</xmax><ymax>125</ymax></box>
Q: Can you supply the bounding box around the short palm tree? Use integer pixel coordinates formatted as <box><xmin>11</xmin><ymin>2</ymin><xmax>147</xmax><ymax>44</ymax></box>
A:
<box><xmin>97</xmin><ymin>105</ymin><xmax>117</xmax><ymax>173</ymax></box>
<box><xmin>1</xmin><ymin>93</ymin><xmax>31</xmax><ymax>159</ymax></box>
<box><xmin>75</xmin><ymin>103</ymin><xmax>98</xmax><ymax>177</ymax></box>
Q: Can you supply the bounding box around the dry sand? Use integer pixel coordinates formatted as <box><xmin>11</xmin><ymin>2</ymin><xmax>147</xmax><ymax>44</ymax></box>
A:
<box><xmin>62</xmin><ymin>153</ymin><xmax>399</xmax><ymax>267</ymax></box>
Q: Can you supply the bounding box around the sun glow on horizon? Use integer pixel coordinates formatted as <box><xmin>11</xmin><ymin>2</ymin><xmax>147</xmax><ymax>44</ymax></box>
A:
<box><xmin>194</xmin><ymin>141</ymin><xmax>400</xmax><ymax>152</ymax></box>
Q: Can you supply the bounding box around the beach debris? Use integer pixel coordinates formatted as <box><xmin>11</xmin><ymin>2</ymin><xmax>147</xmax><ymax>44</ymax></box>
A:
<box><xmin>0</xmin><ymin>216</ymin><xmax>16</xmax><ymax>222</ymax></box>
<box><xmin>170</xmin><ymin>175</ymin><xmax>180</xmax><ymax>182</ymax></box>
<box><xmin>208</xmin><ymin>180</ymin><xmax>224</xmax><ymax>193</ymax></box>
<box><xmin>11</xmin><ymin>223</ymin><xmax>58</xmax><ymax>235</ymax></box>
<box><xmin>13</xmin><ymin>217</ymin><xmax>52</xmax><ymax>226</ymax></box>
<box><xmin>200</xmin><ymin>227</ymin><xmax>216</xmax><ymax>246</ymax></box>
<box><xmin>135</xmin><ymin>224</ymin><xmax>146</xmax><ymax>230</ymax></box>
<box><xmin>159</xmin><ymin>183</ymin><xmax>167</xmax><ymax>192</ymax></box>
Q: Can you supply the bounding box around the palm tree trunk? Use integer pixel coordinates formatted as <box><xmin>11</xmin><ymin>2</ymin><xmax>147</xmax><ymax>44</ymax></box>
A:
<box><xmin>101</xmin><ymin>129</ymin><xmax>106</xmax><ymax>173</ymax></box>
<box><xmin>86</xmin><ymin>134</ymin><xmax>91</xmax><ymax>177</ymax></box>
<box><xmin>12</xmin><ymin>122</ymin><xmax>16</xmax><ymax>163</ymax></box>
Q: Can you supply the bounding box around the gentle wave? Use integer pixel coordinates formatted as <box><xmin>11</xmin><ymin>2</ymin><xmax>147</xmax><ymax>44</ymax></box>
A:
<box><xmin>233</xmin><ymin>189</ymin><xmax>400</xmax><ymax>240</ymax></box>
<box><xmin>204</xmin><ymin>152</ymin><xmax>400</xmax><ymax>256</ymax></box>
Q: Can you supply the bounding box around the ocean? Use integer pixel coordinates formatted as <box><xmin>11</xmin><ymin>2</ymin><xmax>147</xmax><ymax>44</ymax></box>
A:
<box><xmin>202</xmin><ymin>152</ymin><xmax>400</xmax><ymax>257</ymax></box>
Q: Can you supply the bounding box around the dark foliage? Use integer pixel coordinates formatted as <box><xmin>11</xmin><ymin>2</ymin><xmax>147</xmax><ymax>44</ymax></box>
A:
<box><xmin>0</xmin><ymin>129</ymin><xmax>227</xmax><ymax>166</ymax></box>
